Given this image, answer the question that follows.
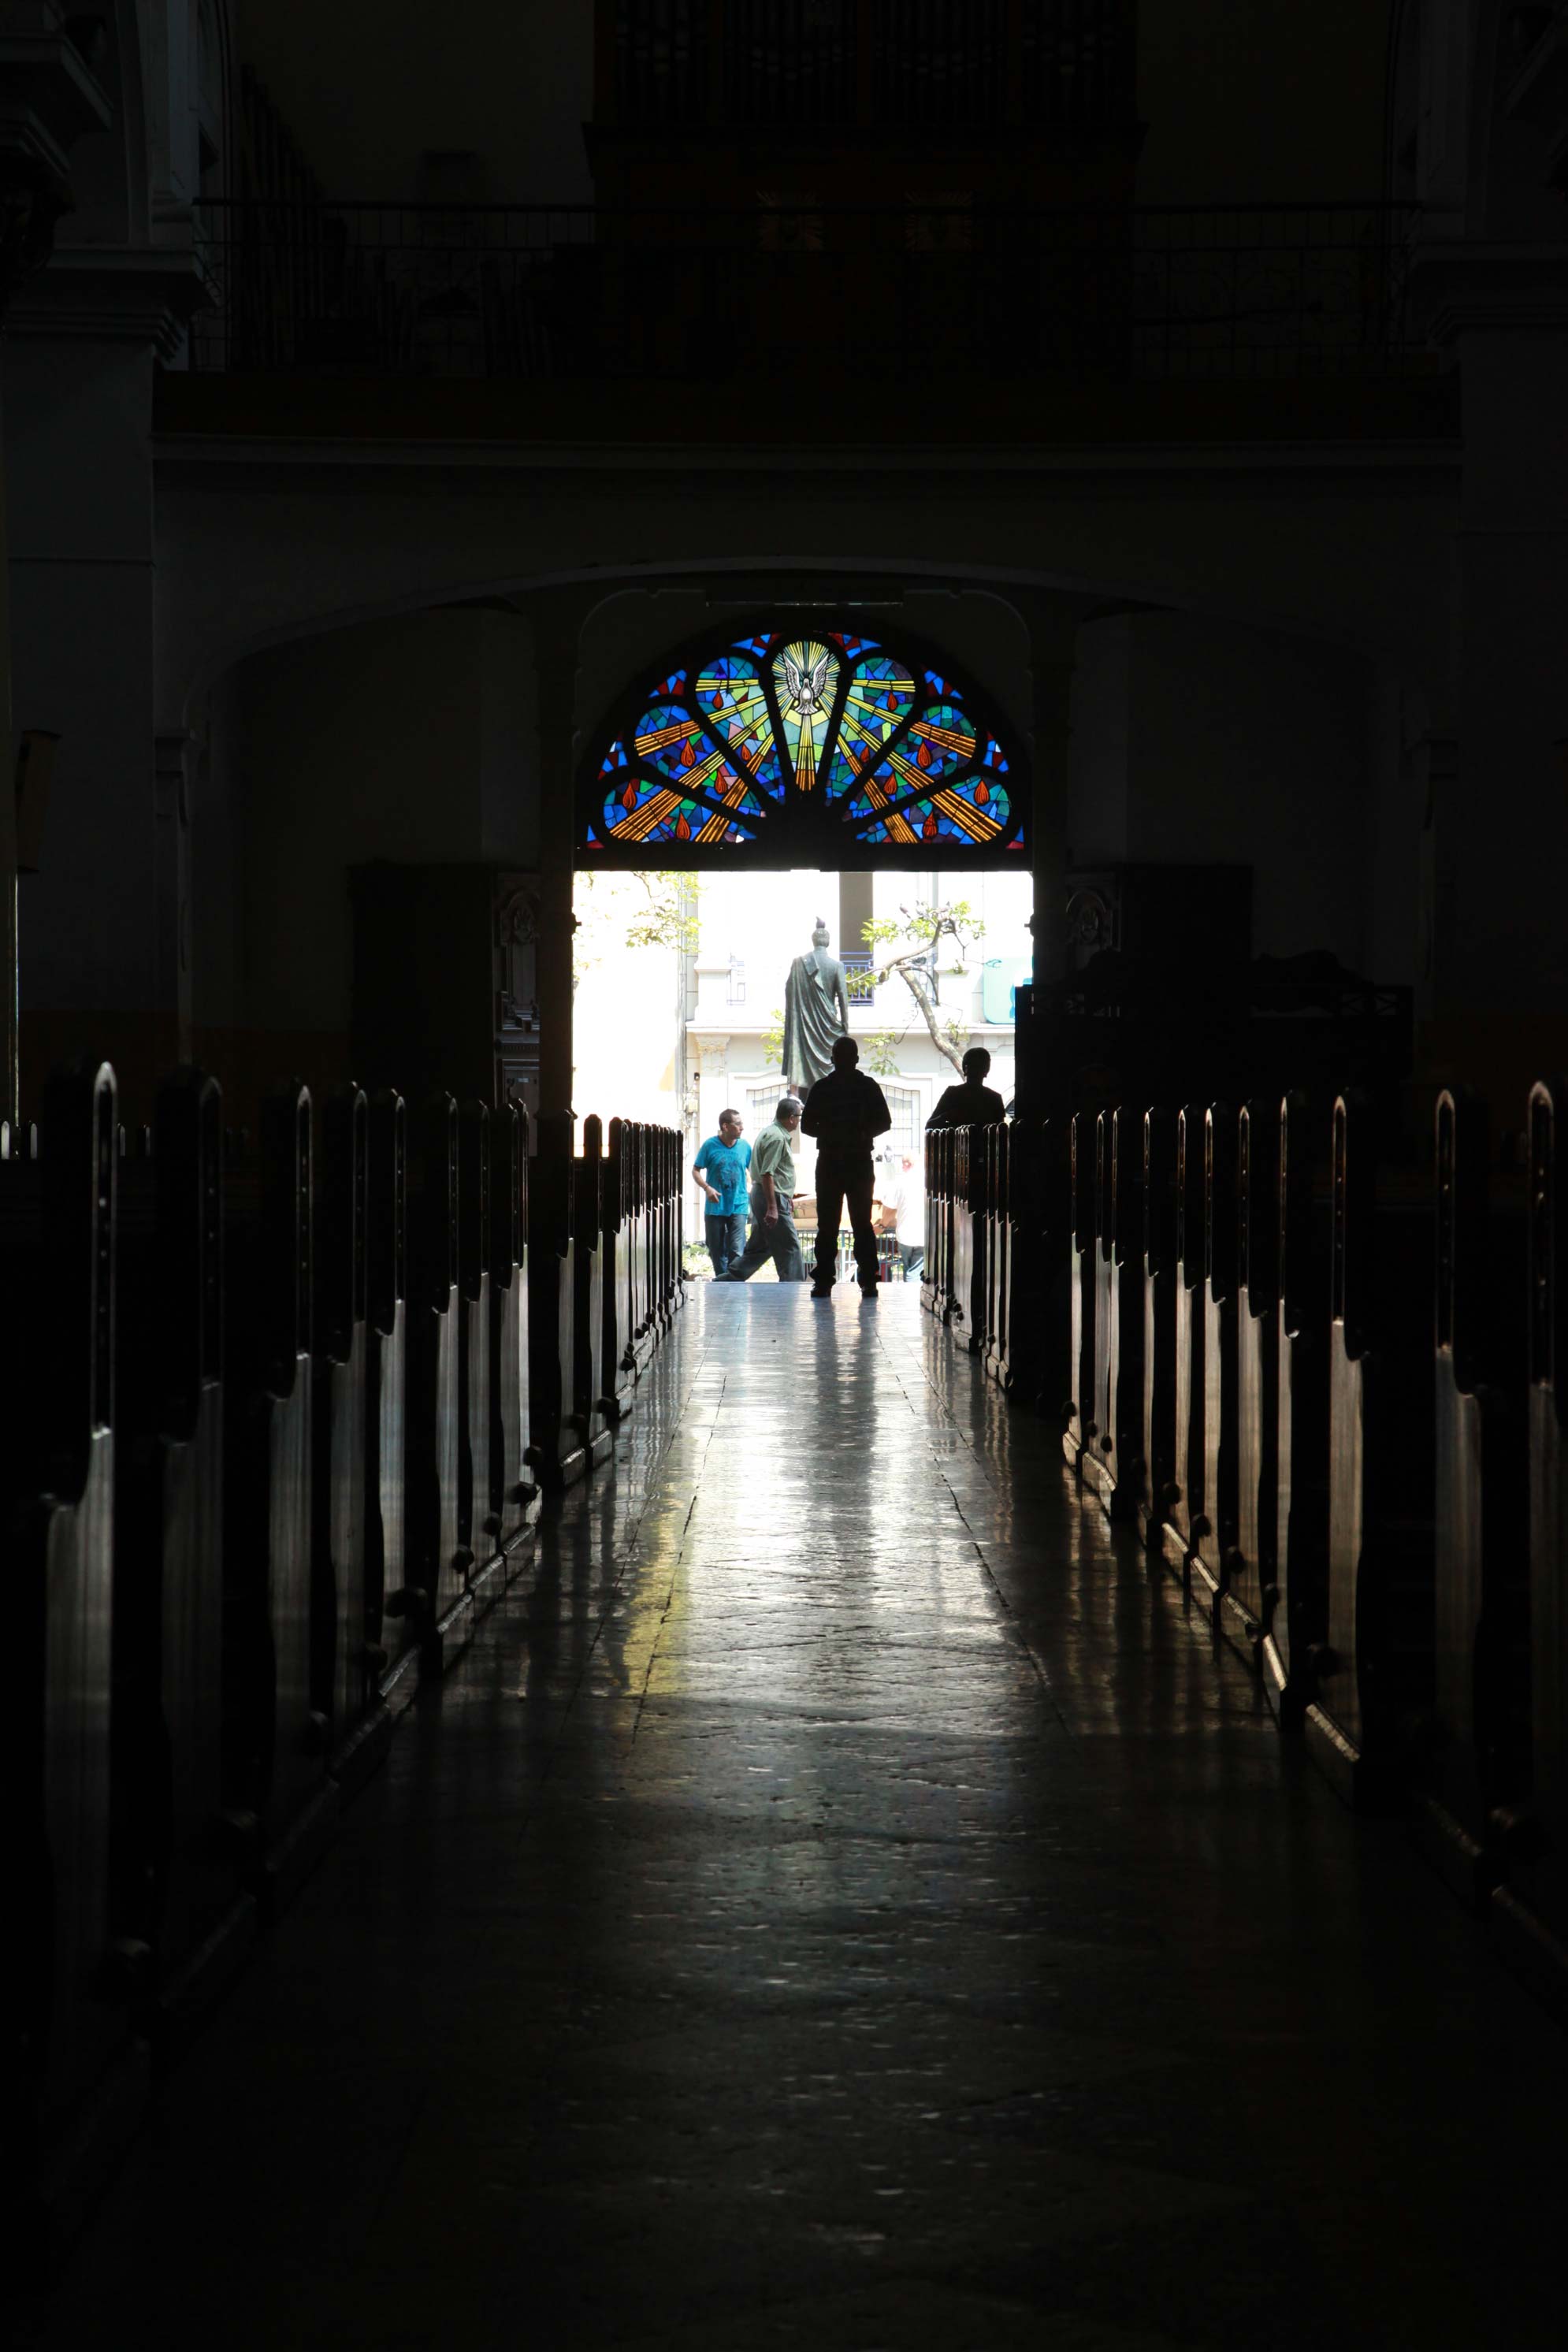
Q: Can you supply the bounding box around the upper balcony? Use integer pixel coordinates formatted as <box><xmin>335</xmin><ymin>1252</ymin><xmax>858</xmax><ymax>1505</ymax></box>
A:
<box><xmin>152</xmin><ymin>195</ymin><xmax>1466</xmax><ymax>461</ymax></box>
<box><xmin>187</xmin><ymin>197</ymin><xmax>1426</xmax><ymax>382</ymax></box>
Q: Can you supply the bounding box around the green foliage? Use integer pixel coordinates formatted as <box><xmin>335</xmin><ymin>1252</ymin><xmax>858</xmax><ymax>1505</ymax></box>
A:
<box><xmin>574</xmin><ymin>870</ymin><xmax>701</xmax><ymax>982</ymax></box>
<box><xmin>860</xmin><ymin>1027</ymin><xmax>903</xmax><ymax>1078</ymax></box>
<box><xmin>760</xmin><ymin>1006</ymin><xmax>785</xmax><ymax>1069</ymax></box>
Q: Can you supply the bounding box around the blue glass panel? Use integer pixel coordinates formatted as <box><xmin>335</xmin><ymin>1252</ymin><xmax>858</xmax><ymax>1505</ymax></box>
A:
<box><xmin>693</xmin><ymin>653</ymin><xmax>785</xmax><ymax>800</ymax></box>
<box><xmin>826</xmin><ymin>653</ymin><xmax>917</xmax><ymax>801</ymax></box>
<box><xmin>600</xmin><ymin>770</ymin><xmax>760</xmax><ymax>845</ymax></box>
<box><xmin>630</xmin><ymin>702</ymin><xmax>740</xmax><ymax>797</ymax></box>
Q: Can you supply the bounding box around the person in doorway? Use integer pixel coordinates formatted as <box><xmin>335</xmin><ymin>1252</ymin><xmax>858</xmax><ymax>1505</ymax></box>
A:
<box><xmin>882</xmin><ymin>1148</ymin><xmax>925</xmax><ymax>1280</ymax></box>
<box><xmin>928</xmin><ymin>1046</ymin><xmax>1007</xmax><ymax>1129</ymax></box>
<box><xmin>800</xmin><ymin>1035</ymin><xmax>892</xmax><ymax>1299</ymax></box>
<box><xmin>715</xmin><ymin>1097</ymin><xmax>807</xmax><ymax>1283</ymax></box>
<box><xmin>692</xmin><ymin>1108</ymin><xmax>750</xmax><ymax>1278</ymax></box>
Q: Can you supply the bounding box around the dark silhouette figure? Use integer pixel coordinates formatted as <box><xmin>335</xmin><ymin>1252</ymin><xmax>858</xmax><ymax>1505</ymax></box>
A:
<box><xmin>928</xmin><ymin>1046</ymin><xmax>1008</xmax><ymax>1129</ymax></box>
<box><xmin>801</xmin><ymin>1035</ymin><xmax>892</xmax><ymax>1297</ymax></box>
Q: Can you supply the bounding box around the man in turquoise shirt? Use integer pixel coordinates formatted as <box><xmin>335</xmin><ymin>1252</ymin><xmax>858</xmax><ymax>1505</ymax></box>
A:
<box><xmin>692</xmin><ymin>1107</ymin><xmax>751</xmax><ymax>1276</ymax></box>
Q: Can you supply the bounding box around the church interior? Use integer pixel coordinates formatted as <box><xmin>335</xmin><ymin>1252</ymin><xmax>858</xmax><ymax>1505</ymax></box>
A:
<box><xmin>4</xmin><ymin>3</ymin><xmax>1568</xmax><ymax>2343</ymax></box>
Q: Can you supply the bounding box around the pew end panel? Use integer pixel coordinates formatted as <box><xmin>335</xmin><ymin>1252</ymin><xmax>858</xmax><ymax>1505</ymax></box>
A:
<box><xmin>1265</xmin><ymin>1091</ymin><xmax>1330</xmax><ymax>1728</ymax></box>
<box><xmin>1306</xmin><ymin>1094</ymin><xmax>1436</xmax><ymax>1813</ymax></box>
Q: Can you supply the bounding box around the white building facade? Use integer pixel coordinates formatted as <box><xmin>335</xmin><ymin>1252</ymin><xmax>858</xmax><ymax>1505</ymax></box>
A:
<box><xmin>684</xmin><ymin>866</ymin><xmax>1032</xmax><ymax>1176</ymax></box>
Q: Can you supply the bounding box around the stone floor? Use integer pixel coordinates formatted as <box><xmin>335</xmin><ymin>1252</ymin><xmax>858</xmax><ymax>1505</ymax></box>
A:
<box><xmin>32</xmin><ymin>1284</ymin><xmax>1567</xmax><ymax>2349</ymax></box>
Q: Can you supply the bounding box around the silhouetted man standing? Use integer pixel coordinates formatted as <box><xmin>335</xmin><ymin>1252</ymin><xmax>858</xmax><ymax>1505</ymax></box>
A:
<box><xmin>927</xmin><ymin>1045</ymin><xmax>1008</xmax><ymax>1128</ymax></box>
<box><xmin>801</xmin><ymin>1035</ymin><xmax>891</xmax><ymax>1299</ymax></box>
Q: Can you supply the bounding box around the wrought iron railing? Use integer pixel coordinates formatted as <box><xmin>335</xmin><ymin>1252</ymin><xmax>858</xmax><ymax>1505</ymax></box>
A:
<box><xmin>186</xmin><ymin>201</ymin><xmax>1429</xmax><ymax>385</ymax></box>
<box><xmin>843</xmin><ymin>953</ymin><xmax>878</xmax><ymax>1003</ymax></box>
<box><xmin>607</xmin><ymin>2</ymin><xmax>1138</xmax><ymax>129</ymax></box>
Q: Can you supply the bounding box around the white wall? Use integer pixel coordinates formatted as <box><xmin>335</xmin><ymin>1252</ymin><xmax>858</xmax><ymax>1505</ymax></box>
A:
<box><xmin>570</xmin><ymin>870</ymin><xmax>687</xmax><ymax>1143</ymax></box>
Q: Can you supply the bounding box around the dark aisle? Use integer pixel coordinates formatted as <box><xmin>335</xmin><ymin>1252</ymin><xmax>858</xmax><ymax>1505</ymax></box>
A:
<box><xmin>32</xmin><ymin>1286</ymin><xmax>1565</xmax><ymax>2350</ymax></box>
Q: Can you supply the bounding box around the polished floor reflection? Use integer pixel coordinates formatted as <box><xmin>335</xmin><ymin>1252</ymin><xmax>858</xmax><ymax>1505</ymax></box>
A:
<box><xmin>33</xmin><ymin>1285</ymin><xmax>1567</xmax><ymax>2348</ymax></box>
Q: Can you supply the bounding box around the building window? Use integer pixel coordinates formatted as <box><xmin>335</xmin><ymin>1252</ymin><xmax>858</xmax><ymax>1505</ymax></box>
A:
<box><xmin>582</xmin><ymin>618</ymin><xmax>1025</xmax><ymax>866</ymax></box>
<box><xmin>727</xmin><ymin>957</ymin><xmax>747</xmax><ymax>1006</ymax></box>
<box><xmin>883</xmin><ymin>1085</ymin><xmax>922</xmax><ymax>1154</ymax></box>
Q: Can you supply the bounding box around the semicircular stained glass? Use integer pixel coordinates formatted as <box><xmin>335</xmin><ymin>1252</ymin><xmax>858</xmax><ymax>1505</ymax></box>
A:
<box><xmin>584</xmin><ymin>624</ymin><xmax>1025</xmax><ymax>862</ymax></box>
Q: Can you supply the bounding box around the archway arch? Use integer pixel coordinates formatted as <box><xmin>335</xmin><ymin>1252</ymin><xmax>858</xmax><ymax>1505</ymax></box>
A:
<box><xmin>578</xmin><ymin>612</ymin><xmax>1029</xmax><ymax>870</ymax></box>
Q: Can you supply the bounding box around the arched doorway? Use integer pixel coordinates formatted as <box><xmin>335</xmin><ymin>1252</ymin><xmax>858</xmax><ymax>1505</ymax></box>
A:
<box><xmin>570</xmin><ymin>611</ymin><xmax>1034</xmax><ymax>1210</ymax></box>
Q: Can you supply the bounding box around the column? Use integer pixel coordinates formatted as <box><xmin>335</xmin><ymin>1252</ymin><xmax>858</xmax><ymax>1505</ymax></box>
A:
<box><xmin>1009</xmin><ymin>591</ymin><xmax>1084</xmax><ymax>1113</ymax></box>
<box><xmin>154</xmin><ymin>728</ymin><xmax>195</xmax><ymax>1065</ymax></box>
<box><xmin>0</xmin><ymin>10</ymin><xmax>113</xmax><ymax>1124</ymax></box>
<box><xmin>522</xmin><ymin>590</ymin><xmax>596</xmax><ymax>1122</ymax></box>
<box><xmin>1015</xmin><ymin>592</ymin><xmax>1079</xmax><ymax>983</ymax></box>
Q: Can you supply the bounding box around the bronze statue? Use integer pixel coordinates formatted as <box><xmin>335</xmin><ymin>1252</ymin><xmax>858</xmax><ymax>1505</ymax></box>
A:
<box><xmin>782</xmin><ymin>917</ymin><xmax>849</xmax><ymax>1094</ymax></box>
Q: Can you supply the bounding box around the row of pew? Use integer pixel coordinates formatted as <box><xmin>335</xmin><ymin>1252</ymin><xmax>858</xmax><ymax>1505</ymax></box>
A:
<box><xmin>924</xmin><ymin>1083</ymin><xmax>1568</xmax><ymax>2016</ymax></box>
<box><xmin>1</xmin><ymin>1060</ymin><xmax>685</xmax><ymax>2252</ymax></box>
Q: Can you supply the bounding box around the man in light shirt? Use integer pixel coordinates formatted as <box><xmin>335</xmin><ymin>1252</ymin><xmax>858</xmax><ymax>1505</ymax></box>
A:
<box><xmin>883</xmin><ymin>1150</ymin><xmax>925</xmax><ymax>1279</ymax></box>
<box><xmin>714</xmin><ymin>1097</ymin><xmax>808</xmax><ymax>1283</ymax></box>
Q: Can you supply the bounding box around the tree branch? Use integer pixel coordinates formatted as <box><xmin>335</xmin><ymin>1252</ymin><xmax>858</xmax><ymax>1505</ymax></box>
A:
<box><xmin>891</xmin><ymin>954</ymin><xmax>964</xmax><ymax>1075</ymax></box>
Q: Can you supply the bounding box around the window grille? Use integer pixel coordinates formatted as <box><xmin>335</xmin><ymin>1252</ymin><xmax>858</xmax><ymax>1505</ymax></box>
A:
<box><xmin>883</xmin><ymin>1084</ymin><xmax>922</xmax><ymax>1154</ymax></box>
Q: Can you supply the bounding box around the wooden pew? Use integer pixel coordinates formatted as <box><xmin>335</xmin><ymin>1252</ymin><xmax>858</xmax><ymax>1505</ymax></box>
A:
<box><xmin>922</xmin><ymin>1125</ymin><xmax>949</xmax><ymax>1321</ymax></box>
<box><xmin>124</xmin><ymin>1072</ymin><xmax>255</xmax><ymax>2034</ymax></box>
<box><xmin>314</xmin><ymin>1087</ymin><xmax>390</xmax><ymax>1793</ymax></box>
<box><xmin>1087</xmin><ymin>1115</ymin><xmax>1115</xmax><ymax>1475</ymax></box>
<box><xmin>1064</xmin><ymin>1113</ymin><xmax>1095</xmax><ymax>1472</ymax></box>
<box><xmin>366</xmin><ymin>1091</ymin><xmax>415</xmax><ymax>1704</ymax></box>
<box><xmin>1421</xmin><ymin>1087</ymin><xmax>1529</xmax><ymax>1902</ymax></box>
<box><xmin>999</xmin><ymin>1116</ymin><xmax>1065</xmax><ymax>1421</ymax></box>
<box><xmin>1161</xmin><ymin>1107</ymin><xmax>1206</xmax><ymax>1575</ymax></box>
<box><xmin>489</xmin><ymin>1101</ymin><xmax>537</xmax><ymax>1555</ymax></box>
<box><xmin>1187</xmin><ymin>1104</ymin><xmax>1239</xmax><ymax>1622</ymax></box>
<box><xmin>654</xmin><ymin>1126</ymin><xmax>676</xmax><ymax>1328</ymax></box>
<box><xmin>982</xmin><ymin>1120</ymin><xmax>1012</xmax><ymax>1388</ymax></box>
<box><xmin>636</xmin><ymin>1123</ymin><xmax>659</xmax><ymax>1361</ymax></box>
<box><xmin>1496</xmin><ymin>1078</ymin><xmax>1568</xmax><ymax>2003</ymax></box>
<box><xmin>405</xmin><ymin>1094</ymin><xmax>471</xmax><ymax>1670</ymax></box>
<box><xmin>668</xmin><ymin>1129</ymin><xmax>687</xmax><ymax>1314</ymax></box>
<box><xmin>1306</xmin><ymin>1093</ymin><xmax>1435</xmax><ymax>1808</ymax></box>
<box><xmin>6</xmin><ymin>1065</ymin><xmax>147</xmax><ymax>2246</ymax></box>
<box><xmin>574</xmin><ymin>1117</ymin><xmax>613</xmax><ymax>1468</ymax></box>
<box><xmin>1265</xmin><ymin>1091</ymin><xmax>1330</xmax><ymax>1726</ymax></box>
<box><xmin>950</xmin><ymin>1124</ymin><xmax>987</xmax><ymax>1354</ymax></box>
<box><xmin>224</xmin><ymin>1085</ymin><xmax>337</xmax><ymax>1912</ymax></box>
<box><xmin>529</xmin><ymin>1110</ymin><xmax>586</xmax><ymax>1489</ymax></box>
<box><xmin>603</xmin><ymin>1115</ymin><xmax>638</xmax><ymax>1419</ymax></box>
<box><xmin>620</xmin><ymin>1120</ymin><xmax>646</xmax><ymax>1368</ymax></box>
<box><xmin>1136</xmin><ymin>1106</ymin><xmax>1177</xmax><ymax>1546</ymax></box>
<box><xmin>649</xmin><ymin>1128</ymin><xmax>667</xmax><ymax>1327</ymax></box>
<box><xmin>1086</xmin><ymin>1106</ymin><xmax>1143</xmax><ymax>1519</ymax></box>
<box><xmin>458</xmin><ymin>1100</ymin><xmax>500</xmax><ymax>1590</ymax></box>
<box><xmin>1225</xmin><ymin>1098</ymin><xmax>1280</xmax><ymax>1664</ymax></box>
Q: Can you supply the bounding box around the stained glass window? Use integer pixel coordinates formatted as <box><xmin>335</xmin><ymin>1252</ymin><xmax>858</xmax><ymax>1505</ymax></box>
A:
<box><xmin>582</xmin><ymin>622</ymin><xmax>1026</xmax><ymax>866</ymax></box>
